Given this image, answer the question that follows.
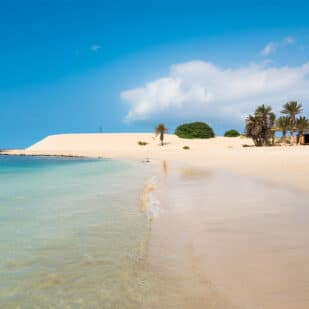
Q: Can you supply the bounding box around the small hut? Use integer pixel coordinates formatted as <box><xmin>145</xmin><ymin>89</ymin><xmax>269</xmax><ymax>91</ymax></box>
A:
<box><xmin>300</xmin><ymin>130</ymin><xmax>309</xmax><ymax>145</ymax></box>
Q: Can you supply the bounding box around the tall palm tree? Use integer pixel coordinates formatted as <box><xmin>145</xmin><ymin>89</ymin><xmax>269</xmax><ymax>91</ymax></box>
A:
<box><xmin>281</xmin><ymin>101</ymin><xmax>303</xmax><ymax>140</ymax></box>
<box><xmin>255</xmin><ymin>104</ymin><xmax>275</xmax><ymax>145</ymax></box>
<box><xmin>296</xmin><ymin>116</ymin><xmax>309</xmax><ymax>144</ymax></box>
<box><xmin>269</xmin><ymin>111</ymin><xmax>276</xmax><ymax>145</ymax></box>
<box><xmin>155</xmin><ymin>124</ymin><xmax>168</xmax><ymax>146</ymax></box>
<box><xmin>276</xmin><ymin>116</ymin><xmax>290</xmax><ymax>141</ymax></box>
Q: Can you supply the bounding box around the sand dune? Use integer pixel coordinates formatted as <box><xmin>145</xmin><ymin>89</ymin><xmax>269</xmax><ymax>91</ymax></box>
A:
<box><xmin>4</xmin><ymin>133</ymin><xmax>309</xmax><ymax>191</ymax></box>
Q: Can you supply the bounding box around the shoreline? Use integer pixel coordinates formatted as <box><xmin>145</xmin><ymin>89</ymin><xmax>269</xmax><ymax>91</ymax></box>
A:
<box><xmin>2</xmin><ymin>133</ymin><xmax>309</xmax><ymax>192</ymax></box>
<box><xmin>3</xmin><ymin>139</ymin><xmax>309</xmax><ymax>308</ymax></box>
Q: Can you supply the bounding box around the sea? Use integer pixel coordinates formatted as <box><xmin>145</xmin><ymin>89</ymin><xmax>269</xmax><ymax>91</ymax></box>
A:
<box><xmin>0</xmin><ymin>156</ymin><xmax>155</xmax><ymax>308</ymax></box>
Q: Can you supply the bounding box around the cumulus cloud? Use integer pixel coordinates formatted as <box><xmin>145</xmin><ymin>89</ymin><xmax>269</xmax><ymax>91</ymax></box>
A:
<box><xmin>261</xmin><ymin>36</ymin><xmax>295</xmax><ymax>56</ymax></box>
<box><xmin>121</xmin><ymin>60</ymin><xmax>309</xmax><ymax>123</ymax></box>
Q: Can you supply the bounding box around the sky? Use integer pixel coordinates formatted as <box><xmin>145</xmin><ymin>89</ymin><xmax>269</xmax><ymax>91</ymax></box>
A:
<box><xmin>1</xmin><ymin>0</ymin><xmax>309</xmax><ymax>148</ymax></box>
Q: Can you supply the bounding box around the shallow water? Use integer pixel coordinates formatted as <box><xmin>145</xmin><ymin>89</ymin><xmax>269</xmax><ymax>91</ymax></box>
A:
<box><xmin>0</xmin><ymin>156</ymin><xmax>153</xmax><ymax>308</ymax></box>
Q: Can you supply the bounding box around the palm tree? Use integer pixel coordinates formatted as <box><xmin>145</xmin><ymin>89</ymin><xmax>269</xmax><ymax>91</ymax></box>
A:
<box><xmin>269</xmin><ymin>111</ymin><xmax>276</xmax><ymax>145</ymax></box>
<box><xmin>296</xmin><ymin>116</ymin><xmax>309</xmax><ymax>144</ymax></box>
<box><xmin>245</xmin><ymin>105</ymin><xmax>275</xmax><ymax>146</ymax></box>
<box><xmin>281</xmin><ymin>101</ymin><xmax>303</xmax><ymax>141</ymax></box>
<box><xmin>276</xmin><ymin>116</ymin><xmax>290</xmax><ymax>141</ymax></box>
<box><xmin>255</xmin><ymin>104</ymin><xmax>275</xmax><ymax>145</ymax></box>
<box><xmin>245</xmin><ymin>114</ymin><xmax>263</xmax><ymax>146</ymax></box>
<box><xmin>155</xmin><ymin>124</ymin><xmax>168</xmax><ymax>146</ymax></box>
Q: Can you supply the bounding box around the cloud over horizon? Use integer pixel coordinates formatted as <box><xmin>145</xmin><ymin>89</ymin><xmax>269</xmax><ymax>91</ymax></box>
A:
<box><xmin>121</xmin><ymin>60</ymin><xmax>309</xmax><ymax>124</ymax></box>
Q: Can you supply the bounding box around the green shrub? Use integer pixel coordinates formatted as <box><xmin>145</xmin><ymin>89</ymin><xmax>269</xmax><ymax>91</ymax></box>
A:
<box><xmin>175</xmin><ymin>122</ymin><xmax>215</xmax><ymax>139</ymax></box>
<box><xmin>224</xmin><ymin>129</ymin><xmax>241</xmax><ymax>137</ymax></box>
<box><xmin>183</xmin><ymin>146</ymin><xmax>190</xmax><ymax>150</ymax></box>
<box><xmin>137</xmin><ymin>141</ymin><xmax>148</xmax><ymax>146</ymax></box>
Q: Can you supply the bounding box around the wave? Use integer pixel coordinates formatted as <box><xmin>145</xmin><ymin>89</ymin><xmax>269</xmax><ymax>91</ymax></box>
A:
<box><xmin>140</xmin><ymin>176</ymin><xmax>161</xmax><ymax>221</ymax></box>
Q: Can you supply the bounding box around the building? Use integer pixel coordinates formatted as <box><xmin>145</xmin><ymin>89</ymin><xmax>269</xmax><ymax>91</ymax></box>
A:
<box><xmin>300</xmin><ymin>130</ymin><xmax>309</xmax><ymax>145</ymax></box>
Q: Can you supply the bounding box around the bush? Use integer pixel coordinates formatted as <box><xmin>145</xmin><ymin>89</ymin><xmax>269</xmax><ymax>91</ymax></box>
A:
<box><xmin>175</xmin><ymin>122</ymin><xmax>215</xmax><ymax>139</ymax></box>
<box><xmin>138</xmin><ymin>141</ymin><xmax>148</xmax><ymax>146</ymax></box>
<box><xmin>183</xmin><ymin>146</ymin><xmax>190</xmax><ymax>150</ymax></box>
<box><xmin>224</xmin><ymin>129</ymin><xmax>240</xmax><ymax>137</ymax></box>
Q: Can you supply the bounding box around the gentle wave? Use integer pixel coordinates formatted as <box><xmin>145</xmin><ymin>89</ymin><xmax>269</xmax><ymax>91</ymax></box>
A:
<box><xmin>140</xmin><ymin>176</ymin><xmax>161</xmax><ymax>221</ymax></box>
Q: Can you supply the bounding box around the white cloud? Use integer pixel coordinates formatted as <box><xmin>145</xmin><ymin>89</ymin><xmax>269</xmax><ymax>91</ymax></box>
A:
<box><xmin>261</xmin><ymin>36</ymin><xmax>295</xmax><ymax>56</ymax></box>
<box><xmin>121</xmin><ymin>60</ymin><xmax>309</xmax><ymax>123</ymax></box>
<box><xmin>261</xmin><ymin>42</ymin><xmax>277</xmax><ymax>56</ymax></box>
<box><xmin>90</xmin><ymin>44</ymin><xmax>101</xmax><ymax>52</ymax></box>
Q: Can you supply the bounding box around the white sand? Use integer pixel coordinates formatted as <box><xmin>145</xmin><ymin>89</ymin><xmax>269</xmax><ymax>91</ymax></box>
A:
<box><xmin>4</xmin><ymin>133</ymin><xmax>309</xmax><ymax>191</ymax></box>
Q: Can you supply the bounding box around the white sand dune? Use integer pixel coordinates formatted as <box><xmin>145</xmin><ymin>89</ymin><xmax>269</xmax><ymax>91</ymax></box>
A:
<box><xmin>5</xmin><ymin>133</ymin><xmax>309</xmax><ymax>191</ymax></box>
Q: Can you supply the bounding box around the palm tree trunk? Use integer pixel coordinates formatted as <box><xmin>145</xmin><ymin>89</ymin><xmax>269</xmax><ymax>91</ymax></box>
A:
<box><xmin>291</xmin><ymin>116</ymin><xmax>296</xmax><ymax>144</ymax></box>
<box><xmin>281</xmin><ymin>130</ymin><xmax>286</xmax><ymax>143</ymax></box>
<box><xmin>272</xmin><ymin>133</ymin><xmax>275</xmax><ymax>146</ymax></box>
<box><xmin>296</xmin><ymin>131</ymin><xmax>303</xmax><ymax>145</ymax></box>
<box><xmin>290</xmin><ymin>127</ymin><xmax>295</xmax><ymax>144</ymax></box>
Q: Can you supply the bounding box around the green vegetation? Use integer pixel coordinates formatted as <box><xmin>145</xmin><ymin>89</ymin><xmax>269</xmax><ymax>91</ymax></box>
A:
<box><xmin>224</xmin><ymin>129</ymin><xmax>240</xmax><ymax>137</ymax></box>
<box><xmin>281</xmin><ymin>101</ymin><xmax>303</xmax><ymax>138</ymax></box>
<box><xmin>296</xmin><ymin>116</ymin><xmax>309</xmax><ymax>144</ymax></box>
<box><xmin>183</xmin><ymin>146</ymin><xmax>190</xmax><ymax>150</ymax></box>
<box><xmin>155</xmin><ymin>123</ymin><xmax>168</xmax><ymax>145</ymax></box>
<box><xmin>137</xmin><ymin>141</ymin><xmax>148</xmax><ymax>146</ymax></box>
<box><xmin>245</xmin><ymin>100</ymin><xmax>309</xmax><ymax>146</ymax></box>
<box><xmin>175</xmin><ymin>122</ymin><xmax>215</xmax><ymax>139</ymax></box>
<box><xmin>276</xmin><ymin>116</ymin><xmax>290</xmax><ymax>141</ymax></box>
<box><xmin>245</xmin><ymin>105</ymin><xmax>276</xmax><ymax>146</ymax></box>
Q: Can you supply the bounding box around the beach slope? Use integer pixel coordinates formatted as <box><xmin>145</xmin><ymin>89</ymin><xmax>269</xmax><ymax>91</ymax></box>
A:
<box><xmin>4</xmin><ymin>133</ymin><xmax>309</xmax><ymax>191</ymax></box>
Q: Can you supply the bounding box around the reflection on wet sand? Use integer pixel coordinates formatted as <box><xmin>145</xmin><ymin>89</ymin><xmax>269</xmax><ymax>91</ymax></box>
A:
<box><xmin>147</xmin><ymin>163</ymin><xmax>309</xmax><ymax>308</ymax></box>
<box><xmin>180</xmin><ymin>167</ymin><xmax>213</xmax><ymax>180</ymax></box>
<box><xmin>162</xmin><ymin>160</ymin><xmax>168</xmax><ymax>176</ymax></box>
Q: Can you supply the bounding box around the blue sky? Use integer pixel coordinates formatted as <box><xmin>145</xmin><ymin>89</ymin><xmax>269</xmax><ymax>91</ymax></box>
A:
<box><xmin>1</xmin><ymin>0</ymin><xmax>309</xmax><ymax>148</ymax></box>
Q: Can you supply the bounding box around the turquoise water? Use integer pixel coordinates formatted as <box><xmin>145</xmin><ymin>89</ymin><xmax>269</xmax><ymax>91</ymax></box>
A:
<box><xmin>0</xmin><ymin>156</ymin><xmax>152</xmax><ymax>308</ymax></box>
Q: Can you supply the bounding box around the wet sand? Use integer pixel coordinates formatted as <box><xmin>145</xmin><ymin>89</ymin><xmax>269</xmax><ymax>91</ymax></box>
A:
<box><xmin>145</xmin><ymin>161</ymin><xmax>309</xmax><ymax>308</ymax></box>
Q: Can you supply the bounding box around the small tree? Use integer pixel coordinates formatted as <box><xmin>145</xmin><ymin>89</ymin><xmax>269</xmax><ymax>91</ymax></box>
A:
<box><xmin>155</xmin><ymin>124</ymin><xmax>168</xmax><ymax>146</ymax></box>
<box><xmin>175</xmin><ymin>122</ymin><xmax>215</xmax><ymax>138</ymax></box>
<box><xmin>224</xmin><ymin>129</ymin><xmax>240</xmax><ymax>137</ymax></box>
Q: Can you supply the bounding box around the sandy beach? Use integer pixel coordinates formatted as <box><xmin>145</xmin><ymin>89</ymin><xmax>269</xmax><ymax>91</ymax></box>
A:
<box><xmin>3</xmin><ymin>134</ymin><xmax>309</xmax><ymax>308</ymax></box>
<box><xmin>4</xmin><ymin>1</ymin><xmax>309</xmax><ymax>307</ymax></box>
<box><xmin>4</xmin><ymin>133</ymin><xmax>309</xmax><ymax>191</ymax></box>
